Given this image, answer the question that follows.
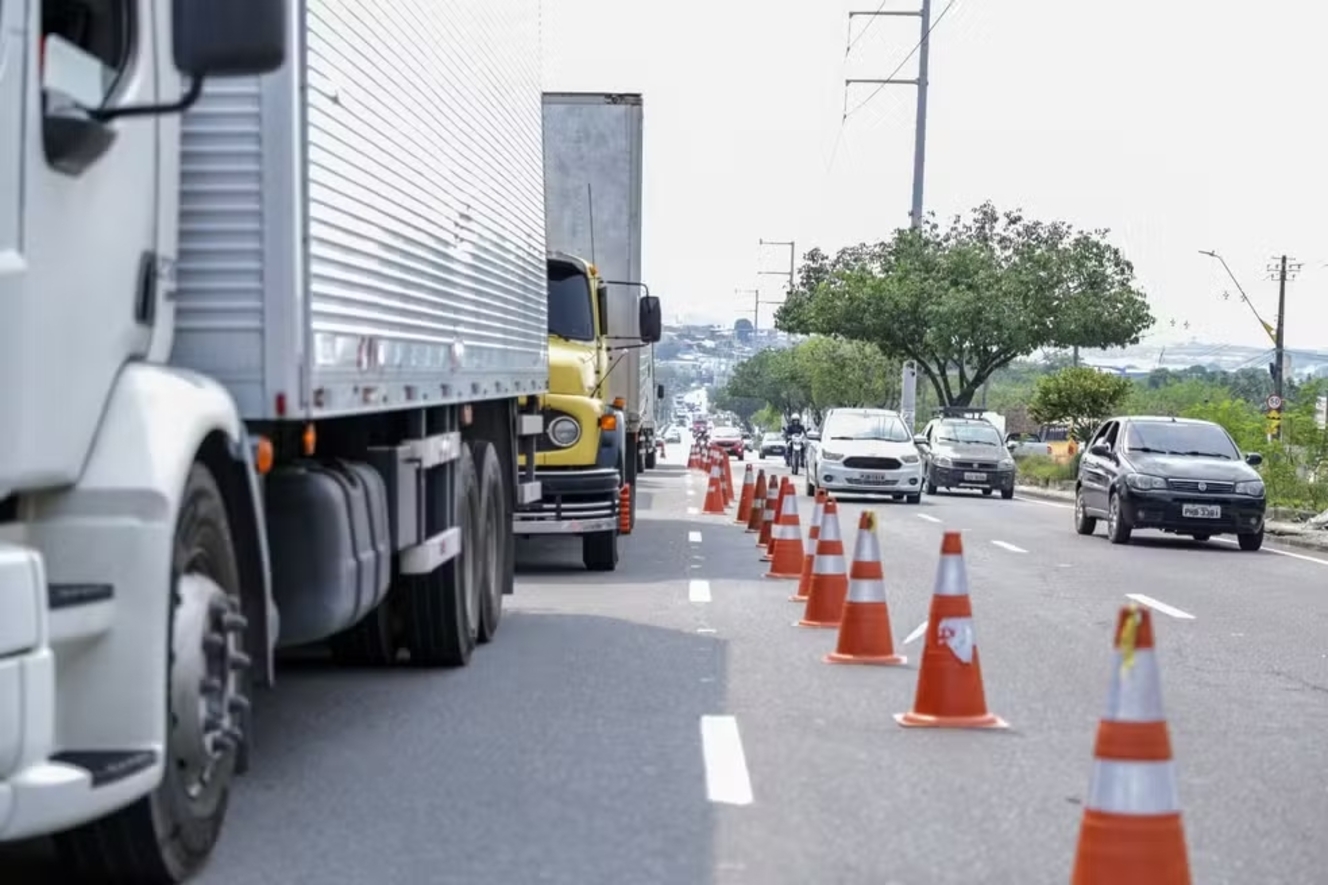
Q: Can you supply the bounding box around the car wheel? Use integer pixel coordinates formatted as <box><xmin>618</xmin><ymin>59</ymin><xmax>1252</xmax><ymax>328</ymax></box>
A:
<box><xmin>1191</xmin><ymin>534</ymin><xmax>1210</xmax><ymax>542</ymax></box>
<box><xmin>905</xmin><ymin>494</ymin><xmax>921</xmax><ymax>504</ymax></box>
<box><xmin>1237</xmin><ymin>530</ymin><xmax>1264</xmax><ymax>551</ymax></box>
<box><xmin>982</xmin><ymin>488</ymin><xmax>993</xmax><ymax>497</ymax></box>
<box><xmin>1106</xmin><ymin>492</ymin><xmax>1132</xmax><ymax>544</ymax></box>
<box><xmin>1000</xmin><ymin>488</ymin><xmax>1014</xmax><ymax>500</ymax></box>
<box><xmin>1073</xmin><ymin>487</ymin><xmax>1097</xmax><ymax>536</ymax></box>
<box><xmin>925</xmin><ymin>476</ymin><xmax>938</xmax><ymax>495</ymax></box>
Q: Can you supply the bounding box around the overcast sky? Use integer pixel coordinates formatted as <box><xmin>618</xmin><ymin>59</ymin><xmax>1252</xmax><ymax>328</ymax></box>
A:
<box><xmin>541</xmin><ymin>0</ymin><xmax>1326</xmax><ymax>352</ymax></box>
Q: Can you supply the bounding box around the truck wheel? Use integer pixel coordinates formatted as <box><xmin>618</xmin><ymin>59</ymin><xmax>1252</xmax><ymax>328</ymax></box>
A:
<box><xmin>583</xmin><ymin>530</ymin><xmax>619</xmax><ymax>571</ymax></box>
<box><xmin>56</xmin><ymin>464</ymin><xmax>247</xmax><ymax>884</ymax></box>
<box><xmin>401</xmin><ymin>444</ymin><xmax>481</xmax><ymax>666</ymax></box>
<box><xmin>472</xmin><ymin>440</ymin><xmax>506</xmax><ymax>643</ymax></box>
<box><xmin>645</xmin><ymin>449</ymin><xmax>658</xmax><ymax>470</ymax></box>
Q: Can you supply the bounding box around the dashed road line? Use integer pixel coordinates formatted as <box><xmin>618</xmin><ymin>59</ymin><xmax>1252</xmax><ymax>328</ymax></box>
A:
<box><xmin>991</xmin><ymin>540</ymin><xmax>1027</xmax><ymax>553</ymax></box>
<box><xmin>1125</xmin><ymin>593</ymin><xmax>1195</xmax><ymax>620</ymax></box>
<box><xmin>903</xmin><ymin>621</ymin><xmax>928</xmax><ymax>645</ymax></box>
<box><xmin>687</xmin><ymin>507</ymin><xmax>699</xmax><ymax>516</ymax></box>
<box><xmin>699</xmin><ymin>715</ymin><xmax>754</xmax><ymax>806</ymax></box>
<box><xmin>916</xmin><ymin>513</ymin><xmax>942</xmax><ymax>524</ymax></box>
<box><xmin>688</xmin><ymin>530</ymin><xmax>703</xmax><ymax>544</ymax></box>
<box><xmin>689</xmin><ymin>579</ymin><xmax>712</xmax><ymax>602</ymax></box>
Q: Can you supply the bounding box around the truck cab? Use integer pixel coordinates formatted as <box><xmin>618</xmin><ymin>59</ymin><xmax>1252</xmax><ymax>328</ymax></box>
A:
<box><xmin>515</xmin><ymin>252</ymin><xmax>660</xmax><ymax>571</ymax></box>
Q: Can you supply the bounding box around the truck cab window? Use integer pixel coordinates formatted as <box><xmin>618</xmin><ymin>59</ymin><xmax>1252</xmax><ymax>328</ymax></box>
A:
<box><xmin>546</xmin><ymin>264</ymin><xmax>596</xmax><ymax>342</ymax></box>
<box><xmin>41</xmin><ymin>0</ymin><xmax>132</xmax><ymax>109</ymax></box>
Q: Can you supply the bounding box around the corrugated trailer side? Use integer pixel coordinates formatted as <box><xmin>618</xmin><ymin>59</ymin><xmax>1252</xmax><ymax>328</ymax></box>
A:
<box><xmin>172</xmin><ymin>0</ymin><xmax>549</xmax><ymax>420</ymax></box>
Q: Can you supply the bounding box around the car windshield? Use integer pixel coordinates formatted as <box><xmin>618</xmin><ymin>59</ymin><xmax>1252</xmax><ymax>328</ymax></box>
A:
<box><xmin>713</xmin><ymin>427</ymin><xmax>740</xmax><ymax>438</ymax></box>
<box><xmin>823</xmin><ymin>413</ymin><xmax>911</xmax><ymax>442</ymax></box>
<box><xmin>1125</xmin><ymin>422</ymin><xmax>1239</xmax><ymax>459</ymax></box>
<box><xmin>763</xmin><ymin>434</ymin><xmax>783</xmax><ymax>443</ymax></box>
<box><xmin>934</xmin><ymin>423</ymin><xmax>1002</xmax><ymax>446</ymax></box>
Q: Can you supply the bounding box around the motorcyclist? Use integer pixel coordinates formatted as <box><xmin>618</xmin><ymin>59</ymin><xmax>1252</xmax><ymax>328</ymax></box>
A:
<box><xmin>783</xmin><ymin>417</ymin><xmax>807</xmax><ymax>468</ymax></box>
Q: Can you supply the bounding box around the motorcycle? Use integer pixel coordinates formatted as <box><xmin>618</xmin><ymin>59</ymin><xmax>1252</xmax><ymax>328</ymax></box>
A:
<box><xmin>787</xmin><ymin>433</ymin><xmax>806</xmax><ymax>474</ymax></box>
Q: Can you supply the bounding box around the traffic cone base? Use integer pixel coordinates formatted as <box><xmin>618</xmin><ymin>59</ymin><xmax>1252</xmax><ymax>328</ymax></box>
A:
<box><xmin>825</xmin><ymin>603</ymin><xmax>907</xmax><ymax>666</ymax></box>
<box><xmin>893</xmin><ymin>710</ymin><xmax>1007</xmax><ymax>728</ymax></box>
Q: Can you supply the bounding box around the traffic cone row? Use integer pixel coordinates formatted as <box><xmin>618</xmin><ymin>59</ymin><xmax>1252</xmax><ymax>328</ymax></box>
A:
<box><xmin>702</xmin><ymin>460</ymin><xmax>1191</xmax><ymax>880</ymax></box>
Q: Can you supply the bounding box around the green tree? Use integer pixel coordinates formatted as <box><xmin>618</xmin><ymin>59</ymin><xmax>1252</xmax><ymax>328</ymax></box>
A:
<box><xmin>796</xmin><ymin>336</ymin><xmax>899</xmax><ymax>420</ymax></box>
<box><xmin>711</xmin><ymin>387</ymin><xmax>763</xmax><ymax>425</ymax></box>
<box><xmin>1028</xmin><ymin>366</ymin><xmax>1134</xmax><ymax>441</ymax></box>
<box><xmin>724</xmin><ymin>347</ymin><xmax>811</xmax><ymax>418</ymax></box>
<box><xmin>775</xmin><ymin>202</ymin><xmax>1154</xmax><ymax>407</ymax></box>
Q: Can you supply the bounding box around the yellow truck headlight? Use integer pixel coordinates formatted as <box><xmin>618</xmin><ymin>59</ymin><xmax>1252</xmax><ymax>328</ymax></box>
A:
<box><xmin>547</xmin><ymin>416</ymin><xmax>582</xmax><ymax>448</ymax></box>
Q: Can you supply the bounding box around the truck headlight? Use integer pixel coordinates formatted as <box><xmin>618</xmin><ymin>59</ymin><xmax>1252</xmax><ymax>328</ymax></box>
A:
<box><xmin>547</xmin><ymin>416</ymin><xmax>582</xmax><ymax>448</ymax></box>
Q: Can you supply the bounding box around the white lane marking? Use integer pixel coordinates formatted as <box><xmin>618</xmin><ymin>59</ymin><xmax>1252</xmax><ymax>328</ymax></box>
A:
<box><xmin>686</xmin><ymin>488</ymin><xmax>696</xmax><ymax>497</ymax></box>
<box><xmin>1015</xmin><ymin>495</ymin><xmax>1072</xmax><ymax>509</ymax></box>
<box><xmin>689</xmin><ymin>579</ymin><xmax>712</xmax><ymax>602</ymax></box>
<box><xmin>1211</xmin><ymin>537</ymin><xmax>1328</xmax><ymax>566</ymax></box>
<box><xmin>699</xmin><ymin>715</ymin><xmax>754</xmax><ymax>806</ymax></box>
<box><xmin>992</xmin><ymin>540</ymin><xmax>1027</xmax><ymax>554</ymax></box>
<box><xmin>916</xmin><ymin>513</ymin><xmax>942</xmax><ymax>524</ymax></box>
<box><xmin>1125</xmin><ymin>593</ymin><xmax>1195</xmax><ymax>620</ymax></box>
<box><xmin>687</xmin><ymin>507</ymin><xmax>699</xmax><ymax>516</ymax></box>
<box><xmin>688</xmin><ymin>530</ymin><xmax>703</xmax><ymax>544</ymax></box>
<box><xmin>904</xmin><ymin>621</ymin><xmax>928</xmax><ymax>645</ymax></box>
<box><xmin>697</xmin><ymin>627</ymin><xmax>717</xmax><ymax>634</ymax></box>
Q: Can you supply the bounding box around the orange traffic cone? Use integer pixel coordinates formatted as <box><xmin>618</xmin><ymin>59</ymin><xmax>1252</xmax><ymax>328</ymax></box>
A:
<box><xmin>798</xmin><ymin>499</ymin><xmax>849</xmax><ymax>628</ymax></box>
<box><xmin>734</xmin><ymin>464</ymin><xmax>756</xmax><ymax>525</ymax></box>
<box><xmin>1071</xmin><ymin>605</ymin><xmax>1191</xmax><ymax>885</ymax></box>
<box><xmin>720</xmin><ymin>450</ymin><xmax>734</xmax><ymax>506</ymax></box>
<box><xmin>764</xmin><ymin>484</ymin><xmax>805</xmax><ymax>579</ymax></box>
<box><xmin>746</xmin><ymin>470</ymin><xmax>768</xmax><ymax>533</ymax></box>
<box><xmin>790</xmin><ymin>489</ymin><xmax>827</xmax><ymax>602</ymax></box>
<box><xmin>701</xmin><ymin>456</ymin><xmax>727</xmax><ymax>515</ymax></box>
<box><xmin>756</xmin><ymin>478</ymin><xmax>779</xmax><ymax>548</ymax></box>
<box><xmin>762</xmin><ymin>479</ymin><xmax>791</xmax><ymax>562</ymax></box>
<box><xmin>825</xmin><ymin>511</ymin><xmax>906</xmax><ymax>666</ymax></box>
<box><xmin>895</xmin><ymin>532</ymin><xmax>1007</xmax><ymax>729</ymax></box>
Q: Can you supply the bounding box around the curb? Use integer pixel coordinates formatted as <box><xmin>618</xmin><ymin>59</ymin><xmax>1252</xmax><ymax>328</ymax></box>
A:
<box><xmin>1014</xmin><ymin>485</ymin><xmax>1328</xmax><ymax>555</ymax></box>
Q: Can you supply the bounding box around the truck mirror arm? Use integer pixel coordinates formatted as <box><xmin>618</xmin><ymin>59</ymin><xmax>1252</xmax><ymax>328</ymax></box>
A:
<box><xmin>91</xmin><ymin>76</ymin><xmax>206</xmax><ymax>122</ymax></box>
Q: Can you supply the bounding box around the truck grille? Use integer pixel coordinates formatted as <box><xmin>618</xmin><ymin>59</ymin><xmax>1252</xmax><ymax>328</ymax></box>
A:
<box><xmin>1167</xmin><ymin>479</ymin><xmax>1235</xmax><ymax>494</ymax></box>
<box><xmin>521</xmin><ymin>492</ymin><xmax>618</xmax><ymax>523</ymax></box>
<box><xmin>843</xmin><ymin>456</ymin><xmax>902</xmax><ymax>470</ymax></box>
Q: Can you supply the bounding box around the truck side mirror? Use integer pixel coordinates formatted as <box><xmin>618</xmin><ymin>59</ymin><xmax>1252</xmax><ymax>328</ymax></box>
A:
<box><xmin>174</xmin><ymin>0</ymin><xmax>288</xmax><ymax>77</ymax></box>
<box><xmin>638</xmin><ymin>295</ymin><xmax>662</xmax><ymax>344</ymax></box>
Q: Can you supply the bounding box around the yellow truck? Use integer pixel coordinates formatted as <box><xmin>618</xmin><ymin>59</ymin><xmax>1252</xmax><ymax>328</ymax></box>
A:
<box><xmin>514</xmin><ymin>253</ymin><xmax>661</xmax><ymax>570</ymax></box>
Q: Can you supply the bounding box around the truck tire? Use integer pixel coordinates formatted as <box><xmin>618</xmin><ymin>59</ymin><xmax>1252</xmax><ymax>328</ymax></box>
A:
<box><xmin>471</xmin><ymin>440</ymin><xmax>506</xmax><ymax>643</ymax></box>
<box><xmin>56</xmin><ymin>464</ymin><xmax>247</xmax><ymax>884</ymax></box>
<box><xmin>401</xmin><ymin>444</ymin><xmax>481</xmax><ymax>667</ymax></box>
<box><xmin>645</xmin><ymin>448</ymin><xmax>658</xmax><ymax>470</ymax></box>
<box><xmin>583</xmin><ymin>530</ymin><xmax>619</xmax><ymax>571</ymax></box>
<box><xmin>328</xmin><ymin>597</ymin><xmax>397</xmax><ymax>666</ymax></box>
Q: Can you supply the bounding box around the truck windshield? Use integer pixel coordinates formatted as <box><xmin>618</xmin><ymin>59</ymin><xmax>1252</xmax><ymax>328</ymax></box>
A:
<box><xmin>547</xmin><ymin>264</ymin><xmax>596</xmax><ymax>342</ymax></box>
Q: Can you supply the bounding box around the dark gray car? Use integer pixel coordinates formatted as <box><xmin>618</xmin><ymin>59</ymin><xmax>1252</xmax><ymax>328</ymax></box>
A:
<box><xmin>915</xmin><ymin>418</ymin><xmax>1017</xmax><ymax>499</ymax></box>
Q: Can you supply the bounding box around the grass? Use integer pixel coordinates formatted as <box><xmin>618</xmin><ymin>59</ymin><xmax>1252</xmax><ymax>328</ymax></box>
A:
<box><xmin>1015</xmin><ymin>455</ymin><xmax>1076</xmax><ymax>486</ymax></box>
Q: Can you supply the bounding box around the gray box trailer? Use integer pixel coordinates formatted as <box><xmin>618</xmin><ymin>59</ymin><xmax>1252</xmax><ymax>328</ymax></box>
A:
<box><xmin>542</xmin><ymin>92</ymin><xmax>660</xmax><ymax>471</ymax></box>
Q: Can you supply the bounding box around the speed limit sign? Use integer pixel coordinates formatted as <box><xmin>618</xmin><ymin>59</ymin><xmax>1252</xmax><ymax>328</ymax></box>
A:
<box><xmin>1266</xmin><ymin>394</ymin><xmax>1283</xmax><ymax>411</ymax></box>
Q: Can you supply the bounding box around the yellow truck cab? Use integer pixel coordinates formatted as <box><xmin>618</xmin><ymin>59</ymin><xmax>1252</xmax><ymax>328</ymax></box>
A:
<box><xmin>515</xmin><ymin>253</ymin><xmax>659</xmax><ymax>570</ymax></box>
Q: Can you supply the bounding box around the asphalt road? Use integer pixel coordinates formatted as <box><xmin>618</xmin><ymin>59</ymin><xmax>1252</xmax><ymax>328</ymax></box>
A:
<box><xmin>4</xmin><ymin>452</ymin><xmax>1326</xmax><ymax>883</ymax></box>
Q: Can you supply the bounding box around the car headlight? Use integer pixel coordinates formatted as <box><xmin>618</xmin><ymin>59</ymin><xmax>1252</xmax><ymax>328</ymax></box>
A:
<box><xmin>999</xmin><ymin>456</ymin><xmax>1015</xmax><ymax>469</ymax></box>
<box><xmin>1126</xmin><ymin>473</ymin><xmax>1167</xmax><ymax>491</ymax></box>
<box><xmin>1236</xmin><ymin>479</ymin><xmax>1265</xmax><ymax>497</ymax></box>
<box><xmin>934</xmin><ymin>456</ymin><xmax>953</xmax><ymax>467</ymax></box>
<box><xmin>820</xmin><ymin>450</ymin><xmax>845</xmax><ymax>462</ymax></box>
<box><xmin>547</xmin><ymin>416</ymin><xmax>582</xmax><ymax>448</ymax></box>
<box><xmin>901</xmin><ymin>453</ymin><xmax>920</xmax><ymax>464</ymax></box>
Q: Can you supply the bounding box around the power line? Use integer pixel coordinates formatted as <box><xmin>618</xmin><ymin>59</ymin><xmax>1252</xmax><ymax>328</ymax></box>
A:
<box><xmin>845</xmin><ymin>0</ymin><xmax>891</xmax><ymax>55</ymax></box>
<box><xmin>844</xmin><ymin>0</ymin><xmax>958</xmax><ymax>120</ymax></box>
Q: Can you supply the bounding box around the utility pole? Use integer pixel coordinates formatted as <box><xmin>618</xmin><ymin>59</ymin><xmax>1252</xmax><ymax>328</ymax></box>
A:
<box><xmin>758</xmin><ymin>239</ymin><xmax>796</xmax><ymax>295</ymax></box>
<box><xmin>1265</xmin><ymin>256</ymin><xmax>1301</xmax><ymax>435</ymax></box>
<box><xmin>845</xmin><ymin>0</ymin><xmax>932</xmax><ymax>228</ymax></box>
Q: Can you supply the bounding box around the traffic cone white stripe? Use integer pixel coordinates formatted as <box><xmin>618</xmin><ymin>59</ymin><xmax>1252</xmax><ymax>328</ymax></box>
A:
<box><xmin>851</xmin><ymin>524</ymin><xmax>879</xmax><ymax>564</ymax></box>
<box><xmin>813</xmin><ymin>554</ymin><xmax>846</xmax><ymax>574</ymax></box>
<box><xmin>773</xmin><ymin>523</ymin><xmax>801</xmax><ymax>540</ymax></box>
<box><xmin>933</xmin><ymin>553</ymin><xmax>968</xmax><ymax>597</ymax></box>
<box><xmin>818</xmin><ymin>513</ymin><xmax>842</xmax><ymax>542</ymax></box>
<box><xmin>1087</xmin><ymin>760</ymin><xmax>1181</xmax><ymax>815</ymax></box>
<box><xmin>1104</xmin><ymin>649</ymin><xmax>1166</xmax><ymax>721</ymax></box>
<box><xmin>846</xmin><ymin>577</ymin><xmax>885</xmax><ymax>603</ymax></box>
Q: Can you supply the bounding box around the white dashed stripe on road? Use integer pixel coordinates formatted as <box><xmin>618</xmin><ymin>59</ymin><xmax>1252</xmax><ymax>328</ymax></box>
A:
<box><xmin>687</xmin><ymin>507</ymin><xmax>699</xmax><ymax>516</ymax></box>
<box><xmin>916</xmin><ymin>513</ymin><xmax>942</xmax><ymax>524</ymax></box>
<box><xmin>689</xmin><ymin>579</ymin><xmax>712</xmax><ymax>602</ymax></box>
<box><xmin>1125</xmin><ymin>593</ymin><xmax>1195</xmax><ymax>620</ymax></box>
<box><xmin>699</xmin><ymin>715</ymin><xmax>754</xmax><ymax>806</ymax></box>
<box><xmin>688</xmin><ymin>531</ymin><xmax>703</xmax><ymax>544</ymax></box>
<box><xmin>991</xmin><ymin>540</ymin><xmax>1027</xmax><ymax>553</ymax></box>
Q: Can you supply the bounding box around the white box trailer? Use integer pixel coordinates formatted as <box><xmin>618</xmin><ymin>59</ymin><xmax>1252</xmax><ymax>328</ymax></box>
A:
<box><xmin>542</xmin><ymin>92</ymin><xmax>662</xmax><ymax>474</ymax></box>
<box><xmin>0</xmin><ymin>0</ymin><xmax>546</xmax><ymax>878</ymax></box>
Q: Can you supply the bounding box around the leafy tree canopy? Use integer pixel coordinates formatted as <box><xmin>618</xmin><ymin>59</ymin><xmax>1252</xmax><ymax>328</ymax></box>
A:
<box><xmin>1028</xmin><ymin>366</ymin><xmax>1133</xmax><ymax>441</ymax></box>
<box><xmin>722</xmin><ymin>337</ymin><xmax>900</xmax><ymax>426</ymax></box>
<box><xmin>775</xmin><ymin>202</ymin><xmax>1154</xmax><ymax>407</ymax></box>
<box><xmin>723</xmin><ymin>347</ymin><xmax>811</xmax><ymax>420</ymax></box>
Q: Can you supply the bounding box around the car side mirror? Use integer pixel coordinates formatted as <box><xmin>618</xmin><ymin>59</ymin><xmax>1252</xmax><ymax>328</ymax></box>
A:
<box><xmin>806</xmin><ymin>431</ymin><xmax>820</xmax><ymax>441</ymax></box>
<box><xmin>174</xmin><ymin>0</ymin><xmax>288</xmax><ymax>77</ymax></box>
<box><xmin>638</xmin><ymin>295</ymin><xmax>662</xmax><ymax>343</ymax></box>
<box><xmin>1006</xmin><ymin>441</ymin><xmax>1017</xmax><ymax>451</ymax></box>
<box><xmin>1090</xmin><ymin>442</ymin><xmax>1111</xmax><ymax>457</ymax></box>
<box><xmin>1245</xmin><ymin>452</ymin><xmax>1263</xmax><ymax>466</ymax></box>
<box><xmin>913</xmin><ymin>435</ymin><xmax>929</xmax><ymax>447</ymax></box>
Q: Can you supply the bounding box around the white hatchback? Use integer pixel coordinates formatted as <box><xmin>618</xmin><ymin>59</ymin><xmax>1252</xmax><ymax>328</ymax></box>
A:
<box><xmin>807</xmin><ymin>408</ymin><xmax>924</xmax><ymax>502</ymax></box>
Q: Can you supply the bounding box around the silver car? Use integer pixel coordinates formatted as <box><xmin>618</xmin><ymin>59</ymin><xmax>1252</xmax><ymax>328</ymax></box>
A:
<box><xmin>915</xmin><ymin>417</ymin><xmax>1017</xmax><ymax>498</ymax></box>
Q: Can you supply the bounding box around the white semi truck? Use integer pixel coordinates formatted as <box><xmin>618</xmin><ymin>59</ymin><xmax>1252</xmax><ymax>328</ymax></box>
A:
<box><xmin>542</xmin><ymin>92</ymin><xmax>662</xmax><ymax>483</ymax></box>
<box><xmin>1</xmin><ymin>0</ymin><xmax>547</xmax><ymax>880</ymax></box>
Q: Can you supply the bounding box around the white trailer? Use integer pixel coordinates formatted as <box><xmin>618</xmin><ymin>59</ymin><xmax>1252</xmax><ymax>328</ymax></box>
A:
<box><xmin>542</xmin><ymin>92</ymin><xmax>662</xmax><ymax>483</ymax></box>
<box><xmin>1</xmin><ymin>0</ymin><xmax>545</xmax><ymax>880</ymax></box>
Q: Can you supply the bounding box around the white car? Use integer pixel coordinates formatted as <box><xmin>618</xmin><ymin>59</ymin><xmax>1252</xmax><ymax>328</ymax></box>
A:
<box><xmin>806</xmin><ymin>408</ymin><xmax>924</xmax><ymax>502</ymax></box>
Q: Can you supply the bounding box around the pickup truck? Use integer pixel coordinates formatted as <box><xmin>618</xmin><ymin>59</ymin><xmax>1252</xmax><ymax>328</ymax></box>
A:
<box><xmin>1005</xmin><ymin>432</ymin><xmax>1054</xmax><ymax>459</ymax></box>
